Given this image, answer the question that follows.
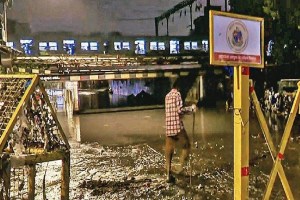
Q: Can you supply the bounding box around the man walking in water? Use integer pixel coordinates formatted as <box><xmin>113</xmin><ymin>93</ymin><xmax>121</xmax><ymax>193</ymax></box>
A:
<box><xmin>165</xmin><ymin>79</ymin><xmax>196</xmax><ymax>183</ymax></box>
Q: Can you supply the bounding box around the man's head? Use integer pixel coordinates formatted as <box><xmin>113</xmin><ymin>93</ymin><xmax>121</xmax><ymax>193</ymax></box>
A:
<box><xmin>172</xmin><ymin>79</ymin><xmax>182</xmax><ymax>90</ymax></box>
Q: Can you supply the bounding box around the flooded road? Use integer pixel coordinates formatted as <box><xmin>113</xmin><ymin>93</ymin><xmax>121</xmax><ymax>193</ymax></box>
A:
<box><xmin>56</xmin><ymin>103</ymin><xmax>300</xmax><ymax>199</ymax></box>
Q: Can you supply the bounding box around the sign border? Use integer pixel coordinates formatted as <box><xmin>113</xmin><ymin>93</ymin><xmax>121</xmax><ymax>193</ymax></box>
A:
<box><xmin>209</xmin><ymin>10</ymin><xmax>264</xmax><ymax>68</ymax></box>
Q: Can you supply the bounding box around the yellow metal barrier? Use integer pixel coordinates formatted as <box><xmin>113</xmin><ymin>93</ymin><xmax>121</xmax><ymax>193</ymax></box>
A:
<box><xmin>250</xmin><ymin>80</ymin><xmax>297</xmax><ymax>200</ymax></box>
<box><xmin>0</xmin><ymin>74</ymin><xmax>70</xmax><ymax>199</ymax></box>
<box><xmin>263</xmin><ymin>81</ymin><xmax>300</xmax><ymax>200</ymax></box>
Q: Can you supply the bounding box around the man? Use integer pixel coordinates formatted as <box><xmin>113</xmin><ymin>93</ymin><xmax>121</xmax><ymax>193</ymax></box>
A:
<box><xmin>165</xmin><ymin>79</ymin><xmax>196</xmax><ymax>183</ymax></box>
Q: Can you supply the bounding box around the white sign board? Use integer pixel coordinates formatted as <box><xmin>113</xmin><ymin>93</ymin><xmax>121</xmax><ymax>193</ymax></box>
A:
<box><xmin>209</xmin><ymin>11</ymin><xmax>264</xmax><ymax>68</ymax></box>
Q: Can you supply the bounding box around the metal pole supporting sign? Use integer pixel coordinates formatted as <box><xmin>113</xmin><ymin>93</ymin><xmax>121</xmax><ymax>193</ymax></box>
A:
<box><xmin>209</xmin><ymin>10</ymin><xmax>264</xmax><ymax>199</ymax></box>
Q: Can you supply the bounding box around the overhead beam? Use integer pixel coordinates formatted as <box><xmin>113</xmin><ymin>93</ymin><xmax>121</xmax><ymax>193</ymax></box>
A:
<box><xmin>155</xmin><ymin>0</ymin><xmax>195</xmax><ymax>36</ymax></box>
<box><xmin>155</xmin><ymin>0</ymin><xmax>195</xmax><ymax>22</ymax></box>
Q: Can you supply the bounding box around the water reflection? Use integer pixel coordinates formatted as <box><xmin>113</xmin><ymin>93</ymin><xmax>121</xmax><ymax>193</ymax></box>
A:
<box><xmin>111</xmin><ymin>79</ymin><xmax>153</xmax><ymax>96</ymax></box>
<box><xmin>60</xmin><ymin>114</ymin><xmax>81</xmax><ymax>143</ymax></box>
<box><xmin>46</xmin><ymin>89</ymin><xmax>64</xmax><ymax>111</ymax></box>
<box><xmin>78</xmin><ymin>78</ymin><xmax>169</xmax><ymax>110</ymax></box>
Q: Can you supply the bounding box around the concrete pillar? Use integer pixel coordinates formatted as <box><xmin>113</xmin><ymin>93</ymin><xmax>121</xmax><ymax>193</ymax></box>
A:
<box><xmin>65</xmin><ymin>81</ymin><xmax>79</xmax><ymax>112</ymax></box>
<box><xmin>185</xmin><ymin>75</ymin><xmax>201</xmax><ymax>103</ymax></box>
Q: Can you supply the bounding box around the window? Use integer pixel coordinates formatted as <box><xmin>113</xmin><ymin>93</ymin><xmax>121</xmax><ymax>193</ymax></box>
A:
<box><xmin>150</xmin><ymin>42</ymin><xmax>158</xmax><ymax>50</ymax></box>
<box><xmin>81</xmin><ymin>42</ymin><xmax>98</xmax><ymax>51</ymax></box>
<box><xmin>135</xmin><ymin>40</ymin><xmax>146</xmax><ymax>54</ymax></box>
<box><xmin>20</xmin><ymin>39</ymin><xmax>33</xmax><ymax>44</ymax></box>
<box><xmin>63</xmin><ymin>40</ymin><xmax>75</xmax><ymax>55</ymax></box>
<box><xmin>114</xmin><ymin>41</ymin><xmax>130</xmax><ymax>50</ymax></box>
<box><xmin>191</xmin><ymin>42</ymin><xmax>199</xmax><ymax>50</ymax></box>
<box><xmin>150</xmin><ymin>42</ymin><xmax>165</xmax><ymax>51</ymax></box>
<box><xmin>6</xmin><ymin>42</ymin><xmax>14</xmax><ymax>48</ymax></box>
<box><xmin>158</xmin><ymin>42</ymin><xmax>165</xmax><ymax>50</ymax></box>
<box><xmin>122</xmin><ymin>42</ymin><xmax>130</xmax><ymax>50</ymax></box>
<box><xmin>114</xmin><ymin>42</ymin><xmax>122</xmax><ymax>50</ymax></box>
<box><xmin>170</xmin><ymin>40</ymin><xmax>180</xmax><ymax>54</ymax></box>
<box><xmin>184</xmin><ymin>41</ymin><xmax>191</xmax><ymax>50</ymax></box>
<box><xmin>81</xmin><ymin>42</ymin><xmax>89</xmax><ymax>51</ymax></box>
<box><xmin>90</xmin><ymin>42</ymin><xmax>98</xmax><ymax>51</ymax></box>
<box><xmin>49</xmin><ymin>42</ymin><xmax>58</xmax><ymax>51</ymax></box>
<box><xmin>39</xmin><ymin>42</ymin><xmax>48</xmax><ymax>51</ymax></box>
<box><xmin>184</xmin><ymin>41</ymin><xmax>200</xmax><ymax>50</ymax></box>
<box><xmin>39</xmin><ymin>42</ymin><xmax>58</xmax><ymax>51</ymax></box>
<box><xmin>20</xmin><ymin>39</ymin><xmax>33</xmax><ymax>55</ymax></box>
<box><xmin>63</xmin><ymin>40</ymin><xmax>75</xmax><ymax>45</ymax></box>
<box><xmin>202</xmin><ymin>40</ymin><xmax>208</xmax><ymax>52</ymax></box>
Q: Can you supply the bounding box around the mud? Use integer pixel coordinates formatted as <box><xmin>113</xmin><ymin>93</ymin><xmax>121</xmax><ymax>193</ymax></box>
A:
<box><xmin>39</xmin><ymin>105</ymin><xmax>300</xmax><ymax>199</ymax></box>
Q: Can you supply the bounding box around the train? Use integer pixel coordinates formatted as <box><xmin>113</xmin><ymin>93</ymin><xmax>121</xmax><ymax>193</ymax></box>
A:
<box><xmin>6</xmin><ymin>34</ymin><xmax>209</xmax><ymax>57</ymax></box>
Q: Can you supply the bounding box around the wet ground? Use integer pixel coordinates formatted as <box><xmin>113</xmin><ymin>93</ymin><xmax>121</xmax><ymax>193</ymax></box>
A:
<box><xmin>38</xmin><ymin>102</ymin><xmax>300</xmax><ymax>199</ymax></box>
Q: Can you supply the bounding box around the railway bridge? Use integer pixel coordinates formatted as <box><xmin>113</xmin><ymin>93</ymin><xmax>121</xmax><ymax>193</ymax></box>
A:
<box><xmin>7</xmin><ymin>55</ymin><xmax>211</xmax><ymax>114</ymax></box>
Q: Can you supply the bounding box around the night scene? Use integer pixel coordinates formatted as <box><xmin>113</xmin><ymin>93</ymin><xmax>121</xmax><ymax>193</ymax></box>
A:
<box><xmin>0</xmin><ymin>0</ymin><xmax>299</xmax><ymax>199</ymax></box>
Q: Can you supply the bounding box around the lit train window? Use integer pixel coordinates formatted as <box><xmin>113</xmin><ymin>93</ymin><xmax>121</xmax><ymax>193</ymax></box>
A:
<box><xmin>63</xmin><ymin>40</ymin><xmax>75</xmax><ymax>45</ymax></box>
<box><xmin>81</xmin><ymin>42</ymin><xmax>98</xmax><ymax>51</ymax></box>
<box><xmin>158</xmin><ymin>42</ymin><xmax>165</xmax><ymax>50</ymax></box>
<box><xmin>202</xmin><ymin>40</ymin><xmax>208</xmax><ymax>52</ymax></box>
<box><xmin>170</xmin><ymin>40</ymin><xmax>179</xmax><ymax>54</ymax></box>
<box><xmin>150</xmin><ymin>42</ymin><xmax>158</xmax><ymax>50</ymax></box>
<box><xmin>191</xmin><ymin>42</ymin><xmax>199</xmax><ymax>50</ymax></box>
<box><xmin>6</xmin><ymin>42</ymin><xmax>14</xmax><ymax>48</ymax></box>
<box><xmin>39</xmin><ymin>42</ymin><xmax>48</xmax><ymax>51</ymax></box>
<box><xmin>122</xmin><ymin>42</ymin><xmax>130</xmax><ymax>50</ymax></box>
<box><xmin>49</xmin><ymin>42</ymin><xmax>58</xmax><ymax>51</ymax></box>
<box><xmin>90</xmin><ymin>42</ymin><xmax>98</xmax><ymax>51</ymax></box>
<box><xmin>149</xmin><ymin>42</ymin><xmax>165</xmax><ymax>51</ymax></box>
<box><xmin>39</xmin><ymin>42</ymin><xmax>57</xmax><ymax>52</ymax></box>
<box><xmin>81</xmin><ymin>42</ymin><xmax>89</xmax><ymax>50</ymax></box>
<box><xmin>20</xmin><ymin>39</ymin><xmax>33</xmax><ymax>44</ymax></box>
<box><xmin>63</xmin><ymin>39</ymin><xmax>75</xmax><ymax>55</ymax></box>
<box><xmin>20</xmin><ymin>39</ymin><xmax>33</xmax><ymax>55</ymax></box>
<box><xmin>114</xmin><ymin>42</ymin><xmax>122</xmax><ymax>50</ymax></box>
<box><xmin>184</xmin><ymin>41</ymin><xmax>191</xmax><ymax>50</ymax></box>
<box><xmin>135</xmin><ymin>40</ymin><xmax>145</xmax><ymax>54</ymax></box>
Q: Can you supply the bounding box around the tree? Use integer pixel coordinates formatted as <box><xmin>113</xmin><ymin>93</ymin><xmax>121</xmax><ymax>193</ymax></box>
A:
<box><xmin>229</xmin><ymin>0</ymin><xmax>300</xmax><ymax>67</ymax></box>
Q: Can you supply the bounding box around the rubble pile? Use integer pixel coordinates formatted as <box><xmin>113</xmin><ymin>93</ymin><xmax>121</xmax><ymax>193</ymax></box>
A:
<box><xmin>29</xmin><ymin>139</ymin><xmax>297</xmax><ymax>199</ymax></box>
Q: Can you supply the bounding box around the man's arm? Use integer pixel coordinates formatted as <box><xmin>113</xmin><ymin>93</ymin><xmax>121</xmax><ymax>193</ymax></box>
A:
<box><xmin>177</xmin><ymin>94</ymin><xmax>196</xmax><ymax>114</ymax></box>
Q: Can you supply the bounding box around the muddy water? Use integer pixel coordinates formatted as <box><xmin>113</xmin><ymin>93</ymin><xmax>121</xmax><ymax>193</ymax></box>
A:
<box><xmin>59</xmin><ymin>103</ymin><xmax>300</xmax><ymax>199</ymax></box>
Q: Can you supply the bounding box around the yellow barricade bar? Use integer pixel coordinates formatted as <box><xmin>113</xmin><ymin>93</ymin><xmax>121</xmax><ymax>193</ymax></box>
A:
<box><xmin>249</xmin><ymin>80</ymin><xmax>296</xmax><ymax>200</ymax></box>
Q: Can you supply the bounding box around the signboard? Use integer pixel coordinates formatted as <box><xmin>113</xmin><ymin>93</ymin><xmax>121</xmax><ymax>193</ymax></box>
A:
<box><xmin>209</xmin><ymin>10</ymin><xmax>264</xmax><ymax>68</ymax></box>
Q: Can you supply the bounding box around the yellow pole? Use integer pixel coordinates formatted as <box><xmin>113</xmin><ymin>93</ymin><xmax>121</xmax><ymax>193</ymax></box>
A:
<box><xmin>233</xmin><ymin>66</ymin><xmax>249</xmax><ymax>199</ymax></box>
<box><xmin>0</xmin><ymin>75</ymin><xmax>39</xmax><ymax>152</ymax></box>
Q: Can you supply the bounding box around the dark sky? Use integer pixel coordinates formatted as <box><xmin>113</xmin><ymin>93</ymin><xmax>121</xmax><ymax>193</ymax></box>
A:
<box><xmin>7</xmin><ymin>0</ymin><xmax>226</xmax><ymax>36</ymax></box>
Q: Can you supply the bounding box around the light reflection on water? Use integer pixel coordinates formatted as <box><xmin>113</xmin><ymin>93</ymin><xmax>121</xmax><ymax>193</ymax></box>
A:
<box><xmin>110</xmin><ymin>79</ymin><xmax>153</xmax><ymax>96</ymax></box>
<box><xmin>78</xmin><ymin>78</ymin><xmax>169</xmax><ymax>110</ymax></box>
